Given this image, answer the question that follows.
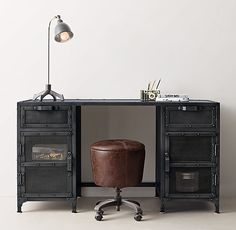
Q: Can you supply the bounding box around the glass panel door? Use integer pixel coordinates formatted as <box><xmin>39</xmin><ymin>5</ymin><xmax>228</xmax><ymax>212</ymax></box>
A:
<box><xmin>22</xmin><ymin>132</ymin><xmax>71</xmax><ymax>162</ymax></box>
<box><xmin>32</xmin><ymin>144</ymin><xmax>67</xmax><ymax>161</ymax></box>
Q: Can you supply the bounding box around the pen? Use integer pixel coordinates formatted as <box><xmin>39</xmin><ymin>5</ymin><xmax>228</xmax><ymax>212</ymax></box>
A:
<box><xmin>156</xmin><ymin>78</ymin><xmax>161</xmax><ymax>90</ymax></box>
<box><xmin>151</xmin><ymin>80</ymin><xmax>156</xmax><ymax>90</ymax></box>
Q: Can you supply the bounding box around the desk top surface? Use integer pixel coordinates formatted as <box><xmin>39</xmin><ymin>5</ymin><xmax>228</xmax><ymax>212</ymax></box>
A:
<box><xmin>18</xmin><ymin>99</ymin><xmax>219</xmax><ymax>106</ymax></box>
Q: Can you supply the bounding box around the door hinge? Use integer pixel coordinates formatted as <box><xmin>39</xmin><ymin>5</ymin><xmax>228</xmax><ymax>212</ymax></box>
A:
<box><xmin>18</xmin><ymin>144</ymin><xmax>22</xmax><ymax>156</ymax></box>
<box><xmin>67</xmin><ymin>152</ymin><xmax>72</xmax><ymax>172</ymax></box>
<box><xmin>18</xmin><ymin>173</ymin><xmax>24</xmax><ymax>186</ymax></box>
<box><xmin>68</xmin><ymin>112</ymin><xmax>72</xmax><ymax>127</ymax></box>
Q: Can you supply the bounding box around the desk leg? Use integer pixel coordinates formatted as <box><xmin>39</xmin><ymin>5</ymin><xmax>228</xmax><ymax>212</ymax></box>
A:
<box><xmin>214</xmin><ymin>198</ymin><xmax>220</xmax><ymax>213</ymax></box>
<box><xmin>160</xmin><ymin>198</ymin><xmax>166</xmax><ymax>213</ymax></box>
<box><xmin>17</xmin><ymin>202</ymin><xmax>22</xmax><ymax>213</ymax></box>
<box><xmin>72</xmin><ymin>199</ymin><xmax>77</xmax><ymax>213</ymax></box>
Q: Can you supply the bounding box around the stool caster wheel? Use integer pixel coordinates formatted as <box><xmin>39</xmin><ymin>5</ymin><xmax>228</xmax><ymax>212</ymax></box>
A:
<box><xmin>95</xmin><ymin>212</ymin><xmax>103</xmax><ymax>221</ymax></box>
<box><xmin>134</xmin><ymin>214</ymin><xmax>142</xmax><ymax>221</ymax></box>
<box><xmin>96</xmin><ymin>201</ymin><xmax>102</xmax><ymax>205</ymax></box>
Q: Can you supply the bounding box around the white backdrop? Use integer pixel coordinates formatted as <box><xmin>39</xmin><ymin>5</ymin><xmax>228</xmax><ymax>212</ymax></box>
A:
<box><xmin>0</xmin><ymin>0</ymin><xmax>235</xmax><ymax>197</ymax></box>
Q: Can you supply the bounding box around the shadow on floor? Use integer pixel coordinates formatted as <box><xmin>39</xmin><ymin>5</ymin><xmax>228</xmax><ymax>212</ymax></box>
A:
<box><xmin>21</xmin><ymin>197</ymin><xmax>236</xmax><ymax>215</ymax></box>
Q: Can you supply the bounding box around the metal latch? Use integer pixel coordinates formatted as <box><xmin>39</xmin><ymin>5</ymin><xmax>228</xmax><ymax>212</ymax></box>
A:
<box><xmin>18</xmin><ymin>144</ymin><xmax>22</xmax><ymax>156</ymax></box>
<box><xmin>214</xmin><ymin>144</ymin><xmax>218</xmax><ymax>156</ymax></box>
<box><xmin>164</xmin><ymin>153</ymin><xmax>170</xmax><ymax>172</ymax></box>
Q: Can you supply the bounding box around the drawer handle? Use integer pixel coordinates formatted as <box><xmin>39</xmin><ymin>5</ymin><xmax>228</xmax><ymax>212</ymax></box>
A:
<box><xmin>178</xmin><ymin>106</ymin><xmax>198</xmax><ymax>111</ymax></box>
<box><xmin>33</xmin><ymin>106</ymin><xmax>55</xmax><ymax>111</ymax></box>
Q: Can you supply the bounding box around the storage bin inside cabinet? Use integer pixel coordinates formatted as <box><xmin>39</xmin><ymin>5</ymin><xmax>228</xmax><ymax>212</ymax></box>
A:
<box><xmin>169</xmin><ymin>168</ymin><xmax>212</xmax><ymax>194</ymax></box>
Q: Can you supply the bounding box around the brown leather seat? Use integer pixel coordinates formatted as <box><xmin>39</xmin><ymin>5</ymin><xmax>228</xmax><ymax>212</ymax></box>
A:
<box><xmin>91</xmin><ymin>139</ymin><xmax>145</xmax><ymax>188</ymax></box>
<box><xmin>90</xmin><ymin>139</ymin><xmax>145</xmax><ymax>221</ymax></box>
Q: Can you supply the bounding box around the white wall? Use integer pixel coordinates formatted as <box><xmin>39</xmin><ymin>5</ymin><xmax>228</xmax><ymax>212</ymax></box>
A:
<box><xmin>0</xmin><ymin>0</ymin><xmax>236</xmax><ymax>197</ymax></box>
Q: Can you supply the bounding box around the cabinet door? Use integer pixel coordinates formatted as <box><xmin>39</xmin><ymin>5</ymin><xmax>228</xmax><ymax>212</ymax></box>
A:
<box><xmin>165</xmin><ymin>132</ymin><xmax>217</xmax><ymax>163</ymax></box>
<box><xmin>19</xmin><ymin>164</ymin><xmax>72</xmax><ymax>197</ymax></box>
<box><xmin>164</xmin><ymin>154</ymin><xmax>217</xmax><ymax>198</ymax></box>
<box><xmin>164</xmin><ymin>167</ymin><xmax>216</xmax><ymax>198</ymax></box>
<box><xmin>20</xmin><ymin>132</ymin><xmax>72</xmax><ymax>162</ymax></box>
<box><xmin>18</xmin><ymin>132</ymin><xmax>73</xmax><ymax>197</ymax></box>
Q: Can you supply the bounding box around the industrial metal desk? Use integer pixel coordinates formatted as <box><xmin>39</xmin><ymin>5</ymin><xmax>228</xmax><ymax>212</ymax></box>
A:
<box><xmin>17</xmin><ymin>99</ymin><xmax>220</xmax><ymax>213</ymax></box>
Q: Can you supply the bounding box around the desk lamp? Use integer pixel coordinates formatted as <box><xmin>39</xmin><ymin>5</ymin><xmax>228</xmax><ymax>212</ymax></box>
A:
<box><xmin>33</xmin><ymin>15</ymin><xmax>73</xmax><ymax>101</ymax></box>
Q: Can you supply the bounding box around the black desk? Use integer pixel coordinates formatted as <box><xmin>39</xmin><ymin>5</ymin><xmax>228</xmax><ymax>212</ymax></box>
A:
<box><xmin>17</xmin><ymin>99</ymin><xmax>220</xmax><ymax>213</ymax></box>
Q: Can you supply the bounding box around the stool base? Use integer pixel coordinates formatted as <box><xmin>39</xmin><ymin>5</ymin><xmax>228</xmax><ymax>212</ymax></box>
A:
<box><xmin>94</xmin><ymin>188</ymin><xmax>143</xmax><ymax>221</ymax></box>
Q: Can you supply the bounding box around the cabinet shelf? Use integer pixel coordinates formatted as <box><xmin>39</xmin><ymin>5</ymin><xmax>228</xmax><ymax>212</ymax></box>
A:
<box><xmin>168</xmin><ymin>194</ymin><xmax>215</xmax><ymax>199</ymax></box>
<box><xmin>20</xmin><ymin>161</ymin><xmax>67</xmax><ymax>167</ymax></box>
<box><xmin>170</xmin><ymin>162</ymin><xmax>216</xmax><ymax>167</ymax></box>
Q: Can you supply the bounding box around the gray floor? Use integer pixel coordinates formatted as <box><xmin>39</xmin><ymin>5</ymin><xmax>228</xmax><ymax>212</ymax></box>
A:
<box><xmin>1</xmin><ymin>197</ymin><xmax>236</xmax><ymax>230</ymax></box>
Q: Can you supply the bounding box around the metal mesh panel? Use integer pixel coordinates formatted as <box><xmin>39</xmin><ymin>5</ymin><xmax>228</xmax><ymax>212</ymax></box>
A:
<box><xmin>169</xmin><ymin>136</ymin><xmax>212</xmax><ymax>162</ymax></box>
<box><xmin>25</xmin><ymin>166</ymin><xmax>68</xmax><ymax>194</ymax></box>
<box><xmin>168</xmin><ymin>110</ymin><xmax>212</xmax><ymax>125</ymax></box>
<box><xmin>25</xmin><ymin>110</ymin><xmax>68</xmax><ymax>124</ymax></box>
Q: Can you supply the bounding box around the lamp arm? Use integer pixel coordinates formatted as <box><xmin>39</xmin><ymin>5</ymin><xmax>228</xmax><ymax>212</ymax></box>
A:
<box><xmin>47</xmin><ymin>15</ymin><xmax>61</xmax><ymax>85</ymax></box>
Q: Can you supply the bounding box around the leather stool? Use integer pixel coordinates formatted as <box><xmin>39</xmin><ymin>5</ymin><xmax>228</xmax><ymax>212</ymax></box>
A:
<box><xmin>90</xmin><ymin>139</ymin><xmax>145</xmax><ymax>221</ymax></box>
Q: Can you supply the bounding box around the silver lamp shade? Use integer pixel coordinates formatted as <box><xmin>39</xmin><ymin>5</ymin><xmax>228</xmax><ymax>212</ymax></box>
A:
<box><xmin>55</xmin><ymin>20</ymin><xmax>73</xmax><ymax>43</ymax></box>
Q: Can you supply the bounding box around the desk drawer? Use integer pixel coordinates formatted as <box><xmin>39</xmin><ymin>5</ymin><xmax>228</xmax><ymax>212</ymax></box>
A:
<box><xmin>20</xmin><ymin>105</ymin><xmax>72</xmax><ymax>128</ymax></box>
<box><xmin>165</xmin><ymin>105</ymin><xmax>216</xmax><ymax>129</ymax></box>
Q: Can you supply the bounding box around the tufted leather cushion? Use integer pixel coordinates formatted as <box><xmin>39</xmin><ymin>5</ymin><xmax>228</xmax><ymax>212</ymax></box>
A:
<box><xmin>91</xmin><ymin>139</ymin><xmax>145</xmax><ymax>188</ymax></box>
